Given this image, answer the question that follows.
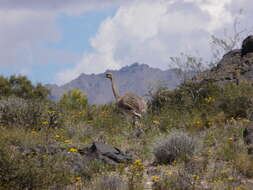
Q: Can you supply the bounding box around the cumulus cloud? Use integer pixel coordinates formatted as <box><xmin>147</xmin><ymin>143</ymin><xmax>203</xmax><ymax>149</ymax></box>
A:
<box><xmin>0</xmin><ymin>0</ymin><xmax>126</xmax><ymax>67</ymax></box>
<box><xmin>1</xmin><ymin>0</ymin><xmax>252</xmax><ymax>85</ymax></box>
<box><xmin>57</xmin><ymin>0</ymin><xmax>250</xmax><ymax>84</ymax></box>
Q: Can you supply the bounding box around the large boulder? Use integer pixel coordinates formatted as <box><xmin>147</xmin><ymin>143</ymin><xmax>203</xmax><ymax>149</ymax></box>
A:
<box><xmin>79</xmin><ymin>142</ymin><xmax>133</xmax><ymax>165</ymax></box>
<box><xmin>18</xmin><ymin>142</ymin><xmax>132</xmax><ymax>165</ymax></box>
<box><xmin>241</xmin><ymin>35</ymin><xmax>253</xmax><ymax>57</ymax></box>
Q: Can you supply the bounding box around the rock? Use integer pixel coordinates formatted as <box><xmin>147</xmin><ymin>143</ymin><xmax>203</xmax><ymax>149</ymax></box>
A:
<box><xmin>192</xmin><ymin>48</ymin><xmax>253</xmax><ymax>84</ymax></box>
<box><xmin>79</xmin><ymin>142</ymin><xmax>132</xmax><ymax>165</ymax></box>
<box><xmin>18</xmin><ymin>142</ymin><xmax>132</xmax><ymax>166</ymax></box>
<box><xmin>241</xmin><ymin>35</ymin><xmax>253</xmax><ymax>57</ymax></box>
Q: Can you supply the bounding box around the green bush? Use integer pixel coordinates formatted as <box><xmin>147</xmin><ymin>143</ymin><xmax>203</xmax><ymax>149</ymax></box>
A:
<box><xmin>59</xmin><ymin>88</ymin><xmax>88</xmax><ymax>112</ymax></box>
<box><xmin>219</xmin><ymin>83</ymin><xmax>253</xmax><ymax>118</ymax></box>
<box><xmin>149</xmin><ymin>82</ymin><xmax>221</xmax><ymax>114</ymax></box>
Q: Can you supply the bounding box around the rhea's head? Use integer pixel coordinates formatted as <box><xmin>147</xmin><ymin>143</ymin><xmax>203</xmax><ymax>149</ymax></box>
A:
<box><xmin>105</xmin><ymin>72</ymin><xmax>113</xmax><ymax>80</ymax></box>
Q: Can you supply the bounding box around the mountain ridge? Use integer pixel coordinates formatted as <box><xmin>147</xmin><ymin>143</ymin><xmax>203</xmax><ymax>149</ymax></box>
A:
<box><xmin>46</xmin><ymin>63</ymin><xmax>181</xmax><ymax>104</ymax></box>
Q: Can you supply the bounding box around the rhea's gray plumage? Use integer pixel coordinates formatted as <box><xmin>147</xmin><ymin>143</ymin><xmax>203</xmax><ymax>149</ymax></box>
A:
<box><xmin>106</xmin><ymin>73</ymin><xmax>147</xmax><ymax>119</ymax></box>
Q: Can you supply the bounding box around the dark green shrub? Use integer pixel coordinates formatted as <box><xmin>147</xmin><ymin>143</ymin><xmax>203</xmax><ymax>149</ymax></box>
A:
<box><xmin>149</xmin><ymin>82</ymin><xmax>221</xmax><ymax>113</ymax></box>
<box><xmin>220</xmin><ymin>96</ymin><xmax>253</xmax><ymax>118</ymax></box>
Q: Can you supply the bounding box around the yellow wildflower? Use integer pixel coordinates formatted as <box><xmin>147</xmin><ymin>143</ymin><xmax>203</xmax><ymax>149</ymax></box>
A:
<box><xmin>192</xmin><ymin>174</ymin><xmax>200</xmax><ymax>180</ymax></box>
<box><xmin>153</xmin><ymin>120</ymin><xmax>160</xmax><ymax>125</ymax></box>
<box><xmin>205</xmin><ymin>97</ymin><xmax>215</xmax><ymax>103</ymax></box>
<box><xmin>228</xmin><ymin>137</ymin><xmax>234</xmax><ymax>141</ymax></box>
<box><xmin>242</xmin><ymin>119</ymin><xmax>250</xmax><ymax>124</ymax></box>
<box><xmin>64</xmin><ymin>140</ymin><xmax>71</xmax><ymax>144</ymax></box>
<box><xmin>151</xmin><ymin>175</ymin><xmax>160</xmax><ymax>182</ymax></box>
<box><xmin>208</xmin><ymin>149</ymin><xmax>212</xmax><ymax>153</ymax></box>
<box><xmin>235</xmin><ymin>185</ymin><xmax>249</xmax><ymax>190</ymax></box>
<box><xmin>134</xmin><ymin>160</ymin><xmax>141</xmax><ymax>164</ymax></box>
<box><xmin>41</xmin><ymin>121</ymin><xmax>49</xmax><ymax>125</ymax></box>
<box><xmin>164</xmin><ymin>169</ymin><xmax>173</xmax><ymax>175</ymax></box>
<box><xmin>130</xmin><ymin>159</ymin><xmax>145</xmax><ymax>170</ymax></box>
<box><xmin>75</xmin><ymin>176</ymin><xmax>81</xmax><ymax>181</ymax></box>
<box><xmin>69</xmin><ymin>148</ymin><xmax>78</xmax><ymax>152</ymax></box>
<box><xmin>55</xmin><ymin>134</ymin><xmax>61</xmax><ymax>138</ymax></box>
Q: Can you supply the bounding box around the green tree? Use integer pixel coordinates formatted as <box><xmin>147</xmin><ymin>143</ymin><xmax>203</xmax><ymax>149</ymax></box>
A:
<box><xmin>0</xmin><ymin>76</ymin><xmax>11</xmax><ymax>97</ymax></box>
<box><xmin>0</xmin><ymin>75</ymin><xmax>50</xmax><ymax>100</ymax></box>
<box><xmin>9</xmin><ymin>75</ymin><xmax>33</xmax><ymax>99</ymax></box>
<box><xmin>59</xmin><ymin>89</ymin><xmax>88</xmax><ymax>112</ymax></box>
<box><xmin>33</xmin><ymin>83</ymin><xmax>50</xmax><ymax>100</ymax></box>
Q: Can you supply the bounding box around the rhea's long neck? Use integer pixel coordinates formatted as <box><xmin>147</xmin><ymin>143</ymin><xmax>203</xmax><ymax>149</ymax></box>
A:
<box><xmin>110</xmin><ymin>77</ymin><xmax>120</xmax><ymax>101</ymax></box>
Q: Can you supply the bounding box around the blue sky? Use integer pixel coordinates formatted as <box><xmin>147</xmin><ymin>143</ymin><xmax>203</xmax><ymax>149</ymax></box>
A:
<box><xmin>0</xmin><ymin>7</ymin><xmax>117</xmax><ymax>84</ymax></box>
<box><xmin>50</xmin><ymin>8</ymin><xmax>117</xmax><ymax>53</ymax></box>
<box><xmin>0</xmin><ymin>0</ymin><xmax>252</xmax><ymax>85</ymax></box>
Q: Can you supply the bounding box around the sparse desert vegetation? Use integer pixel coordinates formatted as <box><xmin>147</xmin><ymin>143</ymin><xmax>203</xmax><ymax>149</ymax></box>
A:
<box><xmin>1</xmin><ymin>66</ymin><xmax>253</xmax><ymax>190</ymax></box>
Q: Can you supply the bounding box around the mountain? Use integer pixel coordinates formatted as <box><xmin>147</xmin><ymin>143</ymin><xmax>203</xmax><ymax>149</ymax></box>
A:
<box><xmin>46</xmin><ymin>63</ymin><xmax>182</xmax><ymax>104</ymax></box>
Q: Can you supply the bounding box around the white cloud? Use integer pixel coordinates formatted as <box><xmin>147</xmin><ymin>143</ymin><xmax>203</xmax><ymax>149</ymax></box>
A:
<box><xmin>0</xmin><ymin>0</ymin><xmax>127</xmax><ymax>67</ymax></box>
<box><xmin>1</xmin><ymin>0</ymin><xmax>252</xmax><ymax>85</ymax></box>
<box><xmin>56</xmin><ymin>0</ymin><xmax>240</xmax><ymax>84</ymax></box>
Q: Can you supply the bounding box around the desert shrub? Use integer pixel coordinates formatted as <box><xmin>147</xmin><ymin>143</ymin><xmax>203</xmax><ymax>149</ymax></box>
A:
<box><xmin>127</xmin><ymin>159</ymin><xmax>145</xmax><ymax>190</ymax></box>
<box><xmin>0</xmin><ymin>145</ymin><xmax>70</xmax><ymax>190</ymax></box>
<box><xmin>0</xmin><ymin>97</ymin><xmax>45</xmax><ymax>129</ymax></box>
<box><xmin>150</xmin><ymin>82</ymin><xmax>221</xmax><ymax>112</ymax></box>
<box><xmin>92</xmin><ymin>175</ymin><xmax>127</xmax><ymax>190</ymax></box>
<box><xmin>148</xmin><ymin>87</ymin><xmax>172</xmax><ymax>112</ymax></box>
<box><xmin>59</xmin><ymin>88</ymin><xmax>88</xmax><ymax>112</ymax></box>
<box><xmin>153</xmin><ymin>131</ymin><xmax>196</xmax><ymax>164</ymax></box>
<box><xmin>64</xmin><ymin>123</ymin><xmax>95</xmax><ymax>143</ymax></box>
<box><xmin>153</xmin><ymin>168</ymin><xmax>193</xmax><ymax>190</ymax></box>
<box><xmin>234</xmin><ymin>153</ymin><xmax>253</xmax><ymax>177</ymax></box>
<box><xmin>73</xmin><ymin>158</ymin><xmax>109</xmax><ymax>181</ymax></box>
<box><xmin>218</xmin><ymin>82</ymin><xmax>253</xmax><ymax>118</ymax></box>
<box><xmin>204</xmin><ymin>161</ymin><xmax>239</xmax><ymax>188</ymax></box>
<box><xmin>0</xmin><ymin>97</ymin><xmax>63</xmax><ymax>129</ymax></box>
<box><xmin>220</xmin><ymin>94</ymin><xmax>253</xmax><ymax>118</ymax></box>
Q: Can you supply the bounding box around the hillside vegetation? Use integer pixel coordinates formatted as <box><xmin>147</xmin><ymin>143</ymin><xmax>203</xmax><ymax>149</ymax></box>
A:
<box><xmin>1</xmin><ymin>71</ymin><xmax>253</xmax><ymax>190</ymax></box>
<box><xmin>1</xmin><ymin>34</ymin><xmax>253</xmax><ymax>189</ymax></box>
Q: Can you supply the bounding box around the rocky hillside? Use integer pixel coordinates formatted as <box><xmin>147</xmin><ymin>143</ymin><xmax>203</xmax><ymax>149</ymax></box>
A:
<box><xmin>46</xmin><ymin>63</ymin><xmax>182</xmax><ymax>104</ymax></box>
<box><xmin>193</xmin><ymin>35</ymin><xmax>253</xmax><ymax>84</ymax></box>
